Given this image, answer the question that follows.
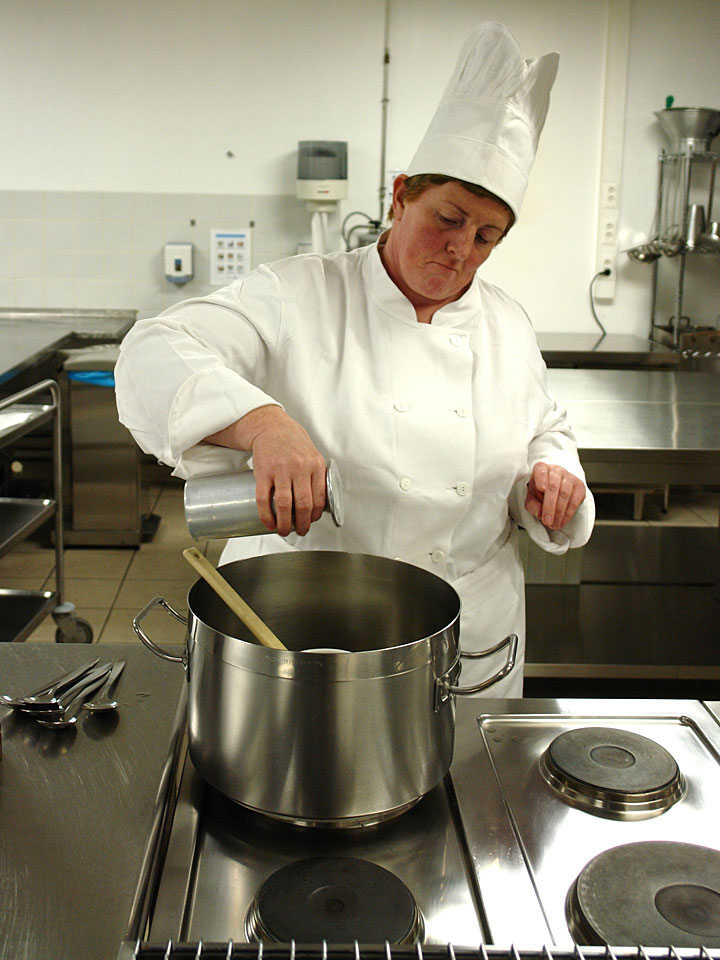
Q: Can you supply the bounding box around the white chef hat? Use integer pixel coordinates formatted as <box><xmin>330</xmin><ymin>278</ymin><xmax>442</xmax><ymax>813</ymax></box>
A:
<box><xmin>406</xmin><ymin>22</ymin><xmax>559</xmax><ymax>220</ymax></box>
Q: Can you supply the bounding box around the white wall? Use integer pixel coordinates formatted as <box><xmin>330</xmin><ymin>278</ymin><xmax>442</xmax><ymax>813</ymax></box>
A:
<box><xmin>1</xmin><ymin>0</ymin><xmax>719</xmax><ymax>332</ymax></box>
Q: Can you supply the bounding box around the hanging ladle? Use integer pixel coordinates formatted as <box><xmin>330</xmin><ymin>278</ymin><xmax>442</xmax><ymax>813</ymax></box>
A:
<box><xmin>183</xmin><ymin>547</ymin><xmax>287</xmax><ymax>650</ymax></box>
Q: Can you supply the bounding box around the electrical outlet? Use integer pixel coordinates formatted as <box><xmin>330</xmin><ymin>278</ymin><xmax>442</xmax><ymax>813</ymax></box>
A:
<box><xmin>595</xmin><ymin>243</ymin><xmax>617</xmax><ymax>300</ymax></box>
<box><xmin>601</xmin><ymin>209</ymin><xmax>618</xmax><ymax>244</ymax></box>
<box><xmin>602</xmin><ymin>180</ymin><xmax>619</xmax><ymax>209</ymax></box>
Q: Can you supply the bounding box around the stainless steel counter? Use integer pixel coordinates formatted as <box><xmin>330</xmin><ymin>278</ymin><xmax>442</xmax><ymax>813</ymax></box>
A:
<box><xmin>0</xmin><ymin>309</ymin><xmax>136</xmax><ymax>385</ymax></box>
<box><xmin>0</xmin><ymin>642</ymin><xmax>186</xmax><ymax>960</ymax></box>
<box><xmin>547</xmin><ymin>369</ymin><xmax>720</xmax><ymax>484</ymax></box>
<box><xmin>526</xmin><ymin>369</ymin><xmax>720</xmax><ymax>689</ymax></box>
<box><xmin>537</xmin><ymin>333</ymin><xmax>680</xmax><ymax>368</ymax></box>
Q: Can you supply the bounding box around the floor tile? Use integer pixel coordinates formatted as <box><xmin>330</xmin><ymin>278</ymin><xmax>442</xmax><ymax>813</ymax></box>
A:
<box><xmin>125</xmin><ymin>550</ymin><xmax>198</xmax><ymax>581</ymax></box>
<box><xmin>10</xmin><ymin>537</ymin><xmax>54</xmax><ymax>554</ymax></box>
<box><xmin>113</xmin><ymin>578</ymin><xmax>192</xmax><ymax>612</ymax></box>
<box><xmin>0</xmin><ymin>552</ymin><xmax>56</xmax><ymax>582</ymax></box>
<box><xmin>0</xmin><ymin>577</ymin><xmax>50</xmax><ymax>593</ymax></box>
<box><xmin>56</xmin><ymin>577</ymin><xmax>121</xmax><ymax>608</ymax></box>
<box><xmin>672</xmin><ymin>489</ymin><xmax>719</xmax><ymax>526</ymax></box>
<box><xmin>136</xmin><ymin>534</ymin><xmax>197</xmax><ymax>555</ymax></box>
<box><xmin>61</xmin><ymin>549</ymin><xmax>134</xmax><ymax>579</ymax></box>
<box><xmin>645</xmin><ymin>501</ymin><xmax>710</xmax><ymax>526</ymax></box>
<box><xmin>140</xmin><ymin>514</ymin><xmax>193</xmax><ymax>549</ymax></box>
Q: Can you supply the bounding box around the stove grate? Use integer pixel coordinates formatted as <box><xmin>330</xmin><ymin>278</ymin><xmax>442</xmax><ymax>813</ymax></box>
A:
<box><xmin>116</xmin><ymin>943</ymin><xmax>720</xmax><ymax>960</ymax></box>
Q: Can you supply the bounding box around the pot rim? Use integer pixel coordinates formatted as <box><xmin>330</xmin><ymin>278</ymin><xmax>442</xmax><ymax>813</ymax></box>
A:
<box><xmin>186</xmin><ymin>550</ymin><xmax>461</xmax><ymax>681</ymax></box>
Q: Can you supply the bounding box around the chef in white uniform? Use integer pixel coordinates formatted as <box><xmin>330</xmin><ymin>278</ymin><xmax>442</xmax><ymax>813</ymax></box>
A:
<box><xmin>115</xmin><ymin>22</ymin><xmax>594</xmax><ymax>697</ymax></box>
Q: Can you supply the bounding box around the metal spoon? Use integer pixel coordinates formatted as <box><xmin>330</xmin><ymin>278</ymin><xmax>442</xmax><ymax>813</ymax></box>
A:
<box><xmin>83</xmin><ymin>660</ymin><xmax>126</xmax><ymax>712</ymax></box>
<box><xmin>0</xmin><ymin>658</ymin><xmax>100</xmax><ymax>709</ymax></box>
<box><xmin>21</xmin><ymin>663</ymin><xmax>113</xmax><ymax>719</ymax></box>
<box><xmin>34</xmin><ymin>669</ymin><xmax>113</xmax><ymax>728</ymax></box>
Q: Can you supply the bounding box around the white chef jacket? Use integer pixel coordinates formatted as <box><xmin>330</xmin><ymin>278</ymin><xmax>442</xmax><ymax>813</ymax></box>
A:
<box><xmin>116</xmin><ymin>240</ymin><xmax>594</xmax><ymax>697</ymax></box>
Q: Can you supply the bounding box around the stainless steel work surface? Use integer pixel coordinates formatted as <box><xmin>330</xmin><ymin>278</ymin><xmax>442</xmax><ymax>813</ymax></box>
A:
<box><xmin>565</xmin><ymin>400</ymin><xmax>720</xmax><ymax>451</ymax></box>
<box><xmin>1</xmin><ymin>320</ymin><xmax>69</xmax><ymax>384</ymax></box>
<box><xmin>0</xmin><ymin>309</ymin><xmax>136</xmax><ymax>384</ymax></box>
<box><xmin>537</xmin><ymin>333</ymin><xmax>680</xmax><ymax>368</ymax></box>
<box><xmin>546</xmin><ymin>369</ymin><xmax>720</xmax><ymax>483</ymax></box>
<box><xmin>548</xmin><ymin>368</ymin><xmax>720</xmax><ymax>405</ymax></box>
<box><xmin>0</xmin><ymin>642</ymin><xmax>186</xmax><ymax>960</ymax></box>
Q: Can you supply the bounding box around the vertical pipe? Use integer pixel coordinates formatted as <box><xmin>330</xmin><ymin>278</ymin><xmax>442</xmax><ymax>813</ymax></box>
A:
<box><xmin>674</xmin><ymin>153</ymin><xmax>693</xmax><ymax>346</ymax></box>
<box><xmin>707</xmin><ymin>155</ymin><xmax>717</xmax><ymax>223</ymax></box>
<box><xmin>51</xmin><ymin>380</ymin><xmax>65</xmax><ymax>604</ymax></box>
<box><xmin>649</xmin><ymin>154</ymin><xmax>664</xmax><ymax>338</ymax></box>
<box><xmin>378</xmin><ymin>0</ymin><xmax>391</xmax><ymax>223</ymax></box>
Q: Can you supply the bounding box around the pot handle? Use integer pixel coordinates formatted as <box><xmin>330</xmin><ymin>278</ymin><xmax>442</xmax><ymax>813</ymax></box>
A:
<box><xmin>133</xmin><ymin>596</ymin><xmax>188</xmax><ymax>665</ymax></box>
<box><xmin>435</xmin><ymin>633</ymin><xmax>518</xmax><ymax>709</ymax></box>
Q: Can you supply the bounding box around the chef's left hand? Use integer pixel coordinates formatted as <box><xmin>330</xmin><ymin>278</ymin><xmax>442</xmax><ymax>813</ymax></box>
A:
<box><xmin>524</xmin><ymin>462</ymin><xmax>586</xmax><ymax>531</ymax></box>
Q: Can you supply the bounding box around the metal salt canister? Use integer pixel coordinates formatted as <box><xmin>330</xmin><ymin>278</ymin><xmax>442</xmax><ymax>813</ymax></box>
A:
<box><xmin>183</xmin><ymin>459</ymin><xmax>344</xmax><ymax>540</ymax></box>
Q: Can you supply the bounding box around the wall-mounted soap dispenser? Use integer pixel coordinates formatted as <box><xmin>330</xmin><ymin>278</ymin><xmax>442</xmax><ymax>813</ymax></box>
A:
<box><xmin>164</xmin><ymin>243</ymin><xmax>194</xmax><ymax>285</ymax></box>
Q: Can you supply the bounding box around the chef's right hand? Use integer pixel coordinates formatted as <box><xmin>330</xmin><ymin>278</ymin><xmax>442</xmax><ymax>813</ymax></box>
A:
<box><xmin>205</xmin><ymin>405</ymin><xmax>327</xmax><ymax>537</ymax></box>
<box><xmin>249</xmin><ymin>407</ymin><xmax>327</xmax><ymax>536</ymax></box>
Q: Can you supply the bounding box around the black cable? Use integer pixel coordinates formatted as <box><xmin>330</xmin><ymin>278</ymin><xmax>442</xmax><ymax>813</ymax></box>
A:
<box><xmin>589</xmin><ymin>269</ymin><xmax>611</xmax><ymax>337</ymax></box>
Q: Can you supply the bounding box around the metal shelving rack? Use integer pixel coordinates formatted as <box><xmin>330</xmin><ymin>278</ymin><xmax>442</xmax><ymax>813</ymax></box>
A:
<box><xmin>650</xmin><ymin>148</ymin><xmax>719</xmax><ymax>351</ymax></box>
<box><xmin>643</xmin><ymin>108</ymin><xmax>720</xmax><ymax>355</ymax></box>
<box><xmin>0</xmin><ymin>379</ymin><xmax>92</xmax><ymax>642</ymax></box>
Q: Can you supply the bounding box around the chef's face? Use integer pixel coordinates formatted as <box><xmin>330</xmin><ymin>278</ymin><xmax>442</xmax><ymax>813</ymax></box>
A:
<box><xmin>383</xmin><ymin>176</ymin><xmax>511</xmax><ymax>311</ymax></box>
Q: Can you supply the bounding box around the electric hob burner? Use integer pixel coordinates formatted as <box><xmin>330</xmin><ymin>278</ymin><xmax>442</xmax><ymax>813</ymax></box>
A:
<box><xmin>567</xmin><ymin>841</ymin><xmax>720</xmax><ymax>947</ymax></box>
<box><xmin>244</xmin><ymin>856</ymin><xmax>424</xmax><ymax>944</ymax></box>
<box><xmin>539</xmin><ymin>726</ymin><xmax>685</xmax><ymax>820</ymax></box>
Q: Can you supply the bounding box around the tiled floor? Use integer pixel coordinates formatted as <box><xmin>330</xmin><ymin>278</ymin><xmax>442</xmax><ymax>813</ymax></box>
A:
<box><xmin>593</xmin><ymin>486</ymin><xmax>720</xmax><ymax>527</ymax></box>
<box><xmin>1</xmin><ymin>482</ymin><xmax>717</xmax><ymax>645</ymax></box>
<box><xmin>2</xmin><ymin>481</ymin><xmax>227</xmax><ymax>645</ymax></box>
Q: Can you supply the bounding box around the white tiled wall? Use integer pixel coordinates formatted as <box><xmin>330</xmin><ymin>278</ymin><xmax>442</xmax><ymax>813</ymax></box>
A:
<box><xmin>0</xmin><ymin>190</ymin><xmax>311</xmax><ymax>319</ymax></box>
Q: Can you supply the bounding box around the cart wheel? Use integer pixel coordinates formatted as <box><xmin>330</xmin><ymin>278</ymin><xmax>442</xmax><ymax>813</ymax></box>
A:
<box><xmin>55</xmin><ymin>617</ymin><xmax>94</xmax><ymax>644</ymax></box>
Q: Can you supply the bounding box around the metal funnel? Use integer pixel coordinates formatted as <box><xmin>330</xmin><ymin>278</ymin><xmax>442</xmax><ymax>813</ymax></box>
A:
<box><xmin>654</xmin><ymin>107</ymin><xmax>720</xmax><ymax>152</ymax></box>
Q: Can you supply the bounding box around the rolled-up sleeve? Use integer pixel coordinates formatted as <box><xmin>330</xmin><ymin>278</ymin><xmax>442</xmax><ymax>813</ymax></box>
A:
<box><xmin>507</xmin><ymin>352</ymin><xmax>595</xmax><ymax>554</ymax></box>
<box><xmin>115</xmin><ymin>268</ymin><xmax>285</xmax><ymax>479</ymax></box>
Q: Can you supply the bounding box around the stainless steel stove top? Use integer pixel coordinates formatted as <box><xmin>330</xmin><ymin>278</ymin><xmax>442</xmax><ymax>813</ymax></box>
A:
<box><xmin>142</xmin><ymin>699</ymin><xmax>720</xmax><ymax>951</ymax></box>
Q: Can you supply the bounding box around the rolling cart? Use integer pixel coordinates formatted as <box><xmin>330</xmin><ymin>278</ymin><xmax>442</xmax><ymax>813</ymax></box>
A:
<box><xmin>0</xmin><ymin>379</ymin><xmax>93</xmax><ymax>642</ymax></box>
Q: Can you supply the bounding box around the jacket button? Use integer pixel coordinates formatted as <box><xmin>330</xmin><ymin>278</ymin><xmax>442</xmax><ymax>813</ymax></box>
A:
<box><xmin>449</xmin><ymin>334</ymin><xmax>464</xmax><ymax>347</ymax></box>
<box><xmin>431</xmin><ymin>549</ymin><xmax>445</xmax><ymax>563</ymax></box>
<box><xmin>455</xmin><ymin>407</ymin><xmax>469</xmax><ymax>417</ymax></box>
<box><xmin>393</xmin><ymin>400</ymin><xmax>409</xmax><ymax>412</ymax></box>
<box><xmin>399</xmin><ymin>476</ymin><xmax>412</xmax><ymax>491</ymax></box>
<box><xmin>455</xmin><ymin>482</ymin><xmax>471</xmax><ymax>496</ymax></box>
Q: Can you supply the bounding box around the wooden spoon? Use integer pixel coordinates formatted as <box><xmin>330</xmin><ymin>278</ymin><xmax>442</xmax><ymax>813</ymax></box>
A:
<box><xmin>182</xmin><ymin>547</ymin><xmax>287</xmax><ymax>650</ymax></box>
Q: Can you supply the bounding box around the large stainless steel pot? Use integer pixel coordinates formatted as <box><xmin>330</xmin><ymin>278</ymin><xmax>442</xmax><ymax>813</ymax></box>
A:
<box><xmin>134</xmin><ymin>551</ymin><xmax>516</xmax><ymax>827</ymax></box>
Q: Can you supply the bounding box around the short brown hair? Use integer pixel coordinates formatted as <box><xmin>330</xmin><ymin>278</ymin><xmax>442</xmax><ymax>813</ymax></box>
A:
<box><xmin>388</xmin><ymin>174</ymin><xmax>515</xmax><ymax>236</ymax></box>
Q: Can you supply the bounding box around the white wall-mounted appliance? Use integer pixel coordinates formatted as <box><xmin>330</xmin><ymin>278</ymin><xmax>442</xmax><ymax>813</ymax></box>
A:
<box><xmin>296</xmin><ymin>140</ymin><xmax>348</xmax><ymax>253</ymax></box>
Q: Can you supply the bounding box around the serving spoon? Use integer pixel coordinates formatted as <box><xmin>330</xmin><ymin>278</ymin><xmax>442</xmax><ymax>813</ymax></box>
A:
<box><xmin>182</xmin><ymin>547</ymin><xmax>287</xmax><ymax>650</ymax></box>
